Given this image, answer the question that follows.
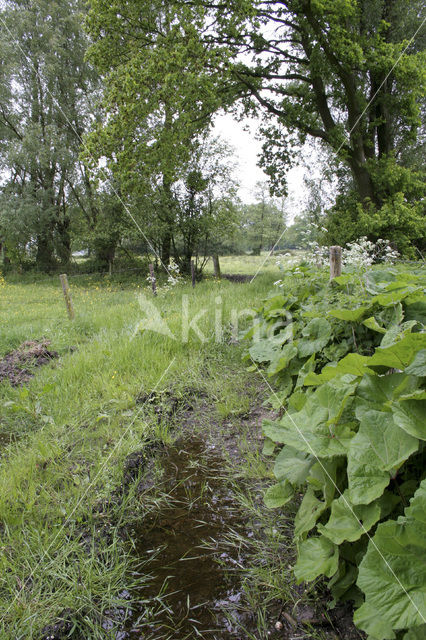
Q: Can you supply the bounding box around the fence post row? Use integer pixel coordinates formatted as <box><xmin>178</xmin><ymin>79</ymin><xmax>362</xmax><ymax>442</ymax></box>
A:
<box><xmin>59</xmin><ymin>274</ymin><xmax>75</xmax><ymax>320</ymax></box>
<box><xmin>329</xmin><ymin>246</ymin><xmax>342</xmax><ymax>281</ymax></box>
<box><xmin>191</xmin><ymin>260</ymin><xmax>196</xmax><ymax>288</ymax></box>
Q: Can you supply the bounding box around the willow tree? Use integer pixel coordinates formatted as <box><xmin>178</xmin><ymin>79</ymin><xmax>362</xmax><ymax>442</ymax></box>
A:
<box><xmin>87</xmin><ymin>0</ymin><xmax>425</xmax><ymax>253</ymax></box>
<box><xmin>0</xmin><ymin>0</ymin><xmax>100</xmax><ymax>269</ymax></box>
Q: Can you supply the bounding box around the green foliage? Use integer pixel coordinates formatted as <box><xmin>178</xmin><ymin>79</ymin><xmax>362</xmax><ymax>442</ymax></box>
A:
<box><xmin>247</xmin><ymin>263</ymin><xmax>426</xmax><ymax>638</ymax></box>
<box><xmin>85</xmin><ymin>0</ymin><xmax>425</xmax><ymax>253</ymax></box>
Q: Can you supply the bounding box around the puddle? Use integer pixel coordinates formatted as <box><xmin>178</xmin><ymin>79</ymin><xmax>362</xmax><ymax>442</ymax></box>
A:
<box><xmin>125</xmin><ymin>435</ymin><xmax>256</xmax><ymax>639</ymax></box>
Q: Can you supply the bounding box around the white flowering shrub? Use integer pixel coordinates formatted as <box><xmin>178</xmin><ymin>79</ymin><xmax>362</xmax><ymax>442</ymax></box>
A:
<box><xmin>342</xmin><ymin>237</ymin><xmax>399</xmax><ymax>268</ymax></box>
<box><xmin>146</xmin><ymin>258</ymin><xmax>183</xmax><ymax>293</ymax></box>
<box><xmin>303</xmin><ymin>236</ymin><xmax>399</xmax><ymax>270</ymax></box>
<box><xmin>304</xmin><ymin>241</ymin><xmax>329</xmax><ymax>267</ymax></box>
<box><xmin>274</xmin><ymin>236</ymin><xmax>399</xmax><ymax>286</ymax></box>
<box><xmin>166</xmin><ymin>258</ymin><xmax>182</xmax><ymax>287</ymax></box>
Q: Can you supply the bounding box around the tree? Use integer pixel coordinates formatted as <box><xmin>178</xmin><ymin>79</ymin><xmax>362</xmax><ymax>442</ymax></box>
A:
<box><xmin>85</xmin><ymin>3</ymin><xmax>242</xmax><ymax>271</ymax></box>
<box><xmin>0</xmin><ymin>0</ymin><xmax>100</xmax><ymax>269</ymax></box>
<box><xmin>239</xmin><ymin>182</ymin><xmax>287</xmax><ymax>254</ymax></box>
<box><xmin>171</xmin><ymin>137</ymin><xmax>240</xmax><ymax>272</ymax></box>
<box><xmin>86</xmin><ymin>0</ymin><xmax>425</xmax><ymax>254</ymax></box>
<box><xmin>85</xmin><ymin>2</ymin><xmax>228</xmax><ymax>267</ymax></box>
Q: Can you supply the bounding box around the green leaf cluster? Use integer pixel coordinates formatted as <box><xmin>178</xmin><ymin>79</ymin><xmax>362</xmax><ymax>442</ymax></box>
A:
<box><xmin>247</xmin><ymin>264</ymin><xmax>426</xmax><ymax>638</ymax></box>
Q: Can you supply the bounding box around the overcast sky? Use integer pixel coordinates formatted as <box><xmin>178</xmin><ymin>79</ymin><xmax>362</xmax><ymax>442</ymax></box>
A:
<box><xmin>212</xmin><ymin>112</ymin><xmax>306</xmax><ymax>224</ymax></box>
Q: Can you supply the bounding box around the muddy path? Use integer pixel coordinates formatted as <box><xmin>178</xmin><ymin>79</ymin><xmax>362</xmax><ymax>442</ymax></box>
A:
<box><xmin>127</xmin><ymin>435</ymin><xmax>252</xmax><ymax>639</ymax></box>
<box><xmin>116</xmin><ymin>393</ymin><xmax>361</xmax><ymax>640</ymax></box>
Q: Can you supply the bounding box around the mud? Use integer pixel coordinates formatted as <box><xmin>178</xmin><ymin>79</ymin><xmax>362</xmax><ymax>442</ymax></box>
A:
<box><xmin>123</xmin><ymin>435</ymin><xmax>259</xmax><ymax>639</ymax></box>
<box><xmin>221</xmin><ymin>274</ymin><xmax>254</xmax><ymax>283</ymax></box>
<box><xmin>41</xmin><ymin>394</ymin><xmax>362</xmax><ymax>640</ymax></box>
<box><xmin>0</xmin><ymin>340</ymin><xmax>58</xmax><ymax>386</ymax></box>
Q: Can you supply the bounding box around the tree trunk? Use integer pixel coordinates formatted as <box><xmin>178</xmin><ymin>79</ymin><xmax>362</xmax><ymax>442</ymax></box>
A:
<box><xmin>180</xmin><ymin>253</ymin><xmax>192</xmax><ymax>275</ymax></box>
<box><xmin>0</xmin><ymin>241</ymin><xmax>11</xmax><ymax>268</ymax></box>
<box><xmin>36</xmin><ymin>232</ymin><xmax>55</xmax><ymax>271</ymax></box>
<box><xmin>348</xmin><ymin>157</ymin><xmax>379</xmax><ymax>206</ymax></box>
<box><xmin>56</xmin><ymin>217</ymin><xmax>71</xmax><ymax>265</ymax></box>
<box><xmin>161</xmin><ymin>231</ymin><xmax>171</xmax><ymax>266</ymax></box>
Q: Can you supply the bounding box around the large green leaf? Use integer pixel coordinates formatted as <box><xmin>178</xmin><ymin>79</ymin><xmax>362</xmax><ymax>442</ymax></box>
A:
<box><xmin>262</xmin><ymin>437</ymin><xmax>275</xmax><ymax>456</ymax></box>
<box><xmin>273</xmin><ymin>445</ymin><xmax>313</xmax><ymax>486</ymax></box>
<box><xmin>294</xmin><ymin>537</ymin><xmax>338</xmax><ymax>583</ymax></box>
<box><xmin>392</xmin><ymin>399</ymin><xmax>426</xmax><ymax>440</ymax></box>
<box><xmin>318</xmin><ymin>491</ymin><xmax>381</xmax><ymax>544</ymax></box>
<box><xmin>298</xmin><ymin>317</ymin><xmax>332</xmax><ymax>357</ymax></box>
<box><xmin>356</xmin><ymin>372</ymin><xmax>408</xmax><ymax>409</ymax></box>
<box><xmin>304</xmin><ymin>353</ymin><xmax>375</xmax><ymax>385</ymax></box>
<box><xmin>267</xmin><ymin>342</ymin><xmax>298</xmax><ymax>376</ymax></box>
<box><xmin>363</xmin><ymin>315</ymin><xmax>387</xmax><ymax>334</ymax></box>
<box><xmin>380</xmin><ymin>321</ymin><xmax>419</xmax><ymax>349</ymax></box>
<box><xmin>264</xmin><ymin>480</ymin><xmax>294</xmax><ymax>508</ymax></box>
<box><xmin>405</xmin><ymin>349</ymin><xmax>426</xmax><ymax>376</ymax></box>
<box><xmin>356</xmin><ymin>480</ymin><xmax>426</xmax><ymax>635</ymax></box>
<box><xmin>328</xmin><ymin>562</ymin><xmax>359</xmax><ymax>604</ymax></box>
<box><xmin>249</xmin><ymin>339</ymin><xmax>280</xmax><ymax>363</ymax></box>
<box><xmin>307</xmin><ymin>458</ymin><xmax>338</xmax><ymax>505</ymax></box>
<box><xmin>404</xmin><ymin>300</ymin><xmax>426</xmax><ymax>325</ymax></box>
<box><xmin>354</xmin><ymin>602</ymin><xmax>396</xmax><ymax>639</ymax></box>
<box><xmin>364</xmin><ymin>270</ymin><xmax>397</xmax><ymax>295</ymax></box>
<box><xmin>295</xmin><ymin>353</ymin><xmax>316</xmax><ymax>388</ymax></box>
<box><xmin>263</xmin><ymin>386</ymin><xmax>355</xmax><ymax>457</ymax></box>
<box><xmin>328</xmin><ymin>306</ymin><xmax>371</xmax><ymax>321</ymax></box>
<box><xmin>368</xmin><ymin>333</ymin><xmax>426</xmax><ymax>370</ymax></box>
<box><xmin>348</xmin><ymin>410</ymin><xmax>418</xmax><ymax>505</ymax></box>
<box><xmin>333</xmin><ymin>274</ymin><xmax>356</xmax><ymax>286</ymax></box>
<box><xmin>316</xmin><ymin>380</ymin><xmax>357</xmax><ymax>424</ymax></box>
<box><xmin>371</xmin><ymin>286</ymin><xmax>421</xmax><ymax>307</ymax></box>
<box><xmin>403</xmin><ymin>626</ymin><xmax>426</xmax><ymax>640</ymax></box>
<box><xmin>294</xmin><ymin>487</ymin><xmax>327</xmax><ymax>540</ymax></box>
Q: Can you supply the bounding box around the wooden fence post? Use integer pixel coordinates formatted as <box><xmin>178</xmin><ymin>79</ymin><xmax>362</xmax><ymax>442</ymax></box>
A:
<box><xmin>212</xmin><ymin>254</ymin><xmax>221</xmax><ymax>279</ymax></box>
<box><xmin>59</xmin><ymin>274</ymin><xmax>75</xmax><ymax>320</ymax></box>
<box><xmin>329</xmin><ymin>246</ymin><xmax>342</xmax><ymax>281</ymax></box>
<box><xmin>149</xmin><ymin>263</ymin><xmax>157</xmax><ymax>296</ymax></box>
<box><xmin>191</xmin><ymin>260</ymin><xmax>196</xmax><ymax>288</ymax></box>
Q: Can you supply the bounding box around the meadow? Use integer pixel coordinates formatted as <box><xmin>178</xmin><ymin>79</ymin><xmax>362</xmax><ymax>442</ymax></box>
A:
<box><xmin>0</xmin><ymin>265</ymin><xmax>286</xmax><ymax>638</ymax></box>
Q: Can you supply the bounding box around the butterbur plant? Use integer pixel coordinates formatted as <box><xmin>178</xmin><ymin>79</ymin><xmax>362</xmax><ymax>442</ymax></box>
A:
<box><xmin>247</xmin><ymin>264</ymin><xmax>426</xmax><ymax>639</ymax></box>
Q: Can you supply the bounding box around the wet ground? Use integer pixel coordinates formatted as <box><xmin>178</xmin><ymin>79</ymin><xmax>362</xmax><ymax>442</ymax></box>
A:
<box><xmin>125</xmin><ymin>435</ymin><xmax>257</xmax><ymax>639</ymax></box>
<box><xmin>37</xmin><ymin>392</ymin><xmax>362</xmax><ymax>640</ymax></box>
<box><xmin>116</xmin><ymin>396</ymin><xmax>363</xmax><ymax>640</ymax></box>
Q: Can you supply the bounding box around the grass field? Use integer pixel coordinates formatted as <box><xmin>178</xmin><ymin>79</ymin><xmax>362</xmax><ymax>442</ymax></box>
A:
<box><xmin>203</xmin><ymin>251</ymin><xmax>302</xmax><ymax>276</ymax></box>
<box><xmin>0</xmin><ymin>269</ymin><xmax>284</xmax><ymax>638</ymax></box>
